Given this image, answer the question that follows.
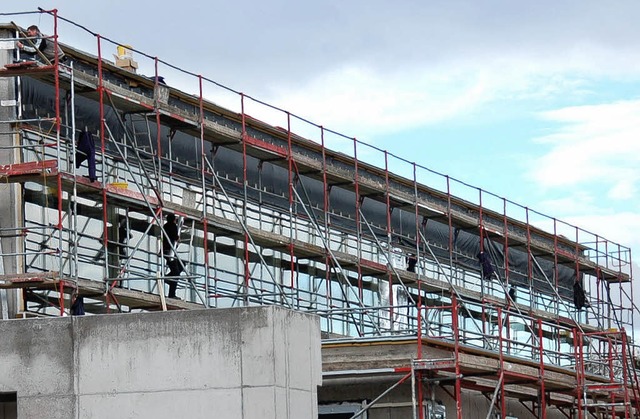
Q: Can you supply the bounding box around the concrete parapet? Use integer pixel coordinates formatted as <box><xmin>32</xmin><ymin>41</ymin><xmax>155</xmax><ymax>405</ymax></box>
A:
<box><xmin>0</xmin><ymin>306</ymin><xmax>321</xmax><ymax>419</ymax></box>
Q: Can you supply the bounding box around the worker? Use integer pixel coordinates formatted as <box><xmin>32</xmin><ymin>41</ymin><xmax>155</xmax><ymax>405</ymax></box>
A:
<box><xmin>76</xmin><ymin>129</ymin><xmax>96</xmax><ymax>182</ymax></box>
<box><xmin>477</xmin><ymin>251</ymin><xmax>495</xmax><ymax>280</ymax></box>
<box><xmin>16</xmin><ymin>25</ymin><xmax>65</xmax><ymax>63</ymax></box>
<box><xmin>117</xmin><ymin>215</ymin><xmax>131</xmax><ymax>259</ymax></box>
<box><xmin>70</xmin><ymin>290</ymin><xmax>85</xmax><ymax>316</ymax></box>
<box><xmin>406</xmin><ymin>253</ymin><xmax>417</xmax><ymax>273</ymax></box>
<box><xmin>573</xmin><ymin>279</ymin><xmax>590</xmax><ymax>310</ymax></box>
<box><xmin>162</xmin><ymin>213</ymin><xmax>182</xmax><ymax>299</ymax></box>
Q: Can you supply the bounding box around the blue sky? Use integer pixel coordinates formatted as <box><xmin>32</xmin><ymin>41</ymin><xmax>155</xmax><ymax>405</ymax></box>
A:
<box><xmin>6</xmin><ymin>1</ymin><xmax>640</xmax><ymax>270</ymax></box>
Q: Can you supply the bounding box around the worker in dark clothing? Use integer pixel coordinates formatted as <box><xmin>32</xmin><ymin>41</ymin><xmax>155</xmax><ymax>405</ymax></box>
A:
<box><xmin>477</xmin><ymin>251</ymin><xmax>495</xmax><ymax>280</ymax></box>
<box><xmin>117</xmin><ymin>215</ymin><xmax>131</xmax><ymax>259</ymax></box>
<box><xmin>76</xmin><ymin>130</ymin><xmax>96</xmax><ymax>182</ymax></box>
<box><xmin>162</xmin><ymin>213</ymin><xmax>182</xmax><ymax>299</ymax></box>
<box><xmin>70</xmin><ymin>290</ymin><xmax>85</xmax><ymax>315</ymax></box>
<box><xmin>406</xmin><ymin>254</ymin><xmax>417</xmax><ymax>273</ymax></box>
<box><xmin>573</xmin><ymin>279</ymin><xmax>590</xmax><ymax>310</ymax></box>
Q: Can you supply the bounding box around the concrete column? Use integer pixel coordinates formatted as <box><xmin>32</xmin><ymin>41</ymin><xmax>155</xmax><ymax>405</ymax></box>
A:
<box><xmin>0</xmin><ymin>27</ymin><xmax>22</xmax><ymax>319</ymax></box>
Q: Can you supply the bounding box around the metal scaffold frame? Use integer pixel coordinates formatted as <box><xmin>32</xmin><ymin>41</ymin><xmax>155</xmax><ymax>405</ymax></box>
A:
<box><xmin>0</xmin><ymin>8</ymin><xmax>638</xmax><ymax>418</ymax></box>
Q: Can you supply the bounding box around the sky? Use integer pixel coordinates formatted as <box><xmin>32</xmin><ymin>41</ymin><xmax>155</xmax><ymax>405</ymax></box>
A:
<box><xmin>5</xmin><ymin>1</ymin><xmax>640</xmax><ymax>273</ymax></box>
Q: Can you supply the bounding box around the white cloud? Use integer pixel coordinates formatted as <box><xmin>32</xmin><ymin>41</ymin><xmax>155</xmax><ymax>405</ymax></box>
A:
<box><xmin>263</xmin><ymin>64</ymin><xmax>493</xmax><ymax>140</ymax></box>
<box><xmin>259</xmin><ymin>60</ymin><xmax>597</xmax><ymax>145</ymax></box>
<box><xmin>526</xmin><ymin>102</ymin><xmax>640</xmax><ymax>254</ymax></box>
<box><xmin>536</xmin><ymin>191</ymin><xmax>600</xmax><ymax>217</ymax></box>
<box><xmin>529</xmin><ymin>101</ymin><xmax>640</xmax><ymax>200</ymax></box>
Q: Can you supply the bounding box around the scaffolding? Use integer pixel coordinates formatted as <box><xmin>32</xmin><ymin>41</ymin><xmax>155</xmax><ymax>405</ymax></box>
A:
<box><xmin>0</xmin><ymin>9</ymin><xmax>638</xmax><ymax>419</ymax></box>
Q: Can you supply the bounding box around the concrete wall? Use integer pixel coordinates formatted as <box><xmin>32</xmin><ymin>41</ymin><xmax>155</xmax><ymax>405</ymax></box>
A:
<box><xmin>0</xmin><ymin>306</ymin><xmax>321</xmax><ymax>419</ymax></box>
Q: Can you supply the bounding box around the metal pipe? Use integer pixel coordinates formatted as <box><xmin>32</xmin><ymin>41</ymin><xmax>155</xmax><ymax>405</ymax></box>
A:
<box><xmin>348</xmin><ymin>373</ymin><xmax>412</xmax><ymax>419</ymax></box>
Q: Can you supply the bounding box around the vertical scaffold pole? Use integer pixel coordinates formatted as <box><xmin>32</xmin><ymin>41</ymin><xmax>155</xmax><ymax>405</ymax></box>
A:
<box><xmin>478</xmin><ymin>189</ymin><xmax>487</xmax><ymax>341</ymax></box>
<box><xmin>575</xmin><ymin>328</ymin><xmax>584</xmax><ymax>419</ymax></box>
<box><xmin>384</xmin><ymin>151</ymin><xmax>393</xmax><ymax>329</ymax></box>
<box><xmin>69</xmin><ymin>58</ymin><xmax>78</xmax><ymax>284</ymax></box>
<box><xmin>502</xmin><ymin>198</ymin><xmax>512</xmax><ymax>356</ymax></box>
<box><xmin>617</xmin><ymin>243</ymin><xmax>624</xmax><ymax>330</ymax></box>
<box><xmin>607</xmin><ymin>335</ymin><xmax>615</xmax><ymax>418</ymax></box>
<box><xmin>621</xmin><ymin>330</ymin><xmax>632</xmax><ymax>419</ymax></box>
<box><xmin>552</xmin><ymin>218</ymin><xmax>559</xmax><ymax>317</ymax></box>
<box><xmin>240</xmin><ymin>94</ymin><xmax>249</xmax><ymax>305</ymax></box>
<box><xmin>574</xmin><ymin>226</ymin><xmax>582</xmax><ymax>323</ymax></box>
<box><xmin>353</xmin><ymin>138</ymin><xmax>364</xmax><ymax>334</ymax></box>
<box><xmin>417</xmin><ymin>303</ymin><xmax>424</xmax><ymax>419</ymax></box>
<box><xmin>498</xmin><ymin>307</ymin><xmax>506</xmax><ymax>419</ymax></box>
<box><xmin>446</xmin><ymin>175</ymin><xmax>454</xmax><ymax>286</ymax></box>
<box><xmin>631</xmin><ymin>249</ymin><xmax>635</xmax><ymax>344</ymax></box>
<box><xmin>537</xmin><ymin>319</ymin><xmax>547</xmax><ymax>419</ymax></box>
<box><xmin>412</xmin><ymin>162</ymin><xmax>425</xmax><ymax>419</ymax></box>
<box><xmin>198</xmin><ymin>75</ymin><xmax>210</xmax><ymax>308</ymax></box>
<box><xmin>595</xmin><ymin>239</ymin><xmax>603</xmax><ymax>324</ymax></box>
<box><xmin>52</xmin><ymin>9</ymin><xmax>65</xmax><ymax>314</ymax></box>
<box><xmin>154</xmin><ymin>57</ymin><xmax>162</xmax><ymax>195</ymax></box>
<box><xmin>153</xmin><ymin>56</ymin><xmax>165</xmax><ymax>302</ymax></box>
<box><xmin>525</xmin><ymin>208</ymin><xmax>533</xmax><ymax>310</ymax></box>
<box><xmin>452</xmin><ymin>293</ymin><xmax>463</xmax><ymax>419</ymax></box>
<box><xmin>384</xmin><ymin>150</ymin><xmax>391</xmax><ymax>269</ymax></box>
<box><xmin>96</xmin><ymin>34</ymin><xmax>110</xmax><ymax>311</ymax></box>
<box><xmin>502</xmin><ymin>198</ymin><xmax>510</xmax><ymax>294</ymax></box>
<box><xmin>320</xmin><ymin>127</ymin><xmax>332</xmax><ymax>318</ymax></box>
<box><xmin>478</xmin><ymin>188</ymin><xmax>484</xmax><ymax>253</ymax></box>
<box><xmin>412</xmin><ymin>163</ymin><xmax>421</xmax><ymax>295</ymax></box>
<box><xmin>153</xmin><ymin>58</ymin><xmax>164</xmax><ymax>200</ymax></box>
<box><xmin>286</xmin><ymin>112</ymin><xmax>295</xmax><ymax>294</ymax></box>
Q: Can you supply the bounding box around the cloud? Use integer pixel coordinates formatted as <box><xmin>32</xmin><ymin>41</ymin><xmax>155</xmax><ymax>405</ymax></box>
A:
<box><xmin>536</xmin><ymin>191</ymin><xmax>600</xmax><ymax>218</ymax></box>
<box><xmin>526</xmin><ymin>101</ymin><xmax>640</xmax><ymax>254</ymax></box>
<box><xmin>259</xmin><ymin>59</ymin><xmax>605</xmax><ymax>144</ymax></box>
<box><xmin>528</xmin><ymin>100</ymin><xmax>640</xmax><ymax>200</ymax></box>
<box><xmin>568</xmin><ymin>212</ymin><xmax>640</xmax><ymax>252</ymax></box>
<box><xmin>263</xmin><ymin>64</ymin><xmax>493</xmax><ymax>140</ymax></box>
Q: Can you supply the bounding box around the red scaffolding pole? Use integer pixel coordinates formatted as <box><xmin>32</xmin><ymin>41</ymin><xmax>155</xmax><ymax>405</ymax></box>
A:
<box><xmin>198</xmin><ymin>75</ymin><xmax>210</xmax><ymax>308</ymax></box>
<box><xmin>320</xmin><ymin>127</ymin><xmax>332</xmax><ymax>315</ymax></box>
<box><xmin>452</xmin><ymin>293</ymin><xmax>463</xmax><ymax>419</ymax></box>
<box><xmin>537</xmin><ymin>318</ymin><xmax>547</xmax><ymax>419</ymax></box>
<box><xmin>240</xmin><ymin>94</ymin><xmax>250</xmax><ymax>305</ymax></box>
<box><xmin>353</xmin><ymin>138</ymin><xmax>364</xmax><ymax>335</ymax></box>
<box><xmin>553</xmin><ymin>219</ymin><xmax>560</xmax><ymax>315</ymax></box>
<box><xmin>498</xmin><ymin>307</ymin><xmax>506</xmax><ymax>419</ymax></box>
<box><xmin>502</xmin><ymin>198</ymin><xmax>511</xmax><ymax>304</ymax></box>
<box><xmin>95</xmin><ymin>33</ymin><xmax>112</xmax><ymax>311</ymax></box>
<box><xmin>48</xmin><ymin>9</ymin><xmax>66</xmax><ymax>315</ymax></box>
<box><xmin>525</xmin><ymin>208</ymin><xmax>533</xmax><ymax>309</ymax></box>
<box><xmin>286</xmin><ymin>112</ymin><xmax>296</xmax><ymax>292</ymax></box>
<box><xmin>383</xmin><ymin>150</ymin><xmax>394</xmax><ymax>332</ymax></box>
<box><xmin>575</xmin><ymin>327</ymin><xmax>585</xmax><ymax>419</ymax></box>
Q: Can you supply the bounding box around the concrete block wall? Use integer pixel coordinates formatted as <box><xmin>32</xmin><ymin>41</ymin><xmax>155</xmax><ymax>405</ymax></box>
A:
<box><xmin>0</xmin><ymin>306</ymin><xmax>321</xmax><ymax>419</ymax></box>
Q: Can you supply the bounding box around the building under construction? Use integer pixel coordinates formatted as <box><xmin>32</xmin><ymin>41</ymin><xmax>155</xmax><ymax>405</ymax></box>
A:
<box><xmin>0</xmin><ymin>9</ymin><xmax>638</xmax><ymax>419</ymax></box>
